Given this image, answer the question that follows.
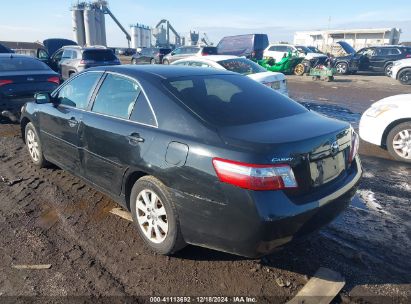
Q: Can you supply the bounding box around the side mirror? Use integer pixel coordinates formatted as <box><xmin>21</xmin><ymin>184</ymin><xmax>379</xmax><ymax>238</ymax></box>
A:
<box><xmin>34</xmin><ymin>92</ymin><xmax>52</xmax><ymax>104</ymax></box>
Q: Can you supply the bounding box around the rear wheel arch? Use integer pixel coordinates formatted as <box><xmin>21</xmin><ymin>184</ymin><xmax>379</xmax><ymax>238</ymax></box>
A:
<box><xmin>123</xmin><ymin>171</ymin><xmax>148</xmax><ymax>210</ymax></box>
<box><xmin>381</xmin><ymin>118</ymin><xmax>411</xmax><ymax>147</ymax></box>
<box><xmin>20</xmin><ymin>117</ymin><xmax>31</xmax><ymax>143</ymax></box>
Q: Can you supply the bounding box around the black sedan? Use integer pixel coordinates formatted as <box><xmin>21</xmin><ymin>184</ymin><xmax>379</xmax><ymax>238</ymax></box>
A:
<box><xmin>131</xmin><ymin>48</ymin><xmax>172</xmax><ymax>65</ymax></box>
<box><xmin>20</xmin><ymin>65</ymin><xmax>362</xmax><ymax>257</ymax></box>
<box><xmin>0</xmin><ymin>54</ymin><xmax>59</xmax><ymax>100</ymax></box>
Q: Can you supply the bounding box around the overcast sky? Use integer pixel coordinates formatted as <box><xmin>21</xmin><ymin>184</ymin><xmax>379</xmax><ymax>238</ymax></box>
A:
<box><xmin>1</xmin><ymin>0</ymin><xmax>410</xmax><ymax>46</ymax></box>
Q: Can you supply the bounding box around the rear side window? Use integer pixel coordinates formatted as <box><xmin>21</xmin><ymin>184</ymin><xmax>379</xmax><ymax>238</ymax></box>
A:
<box><xmin>130</xmin><ymin>92</ymin><xmax>156</xmax><ymax>126</ymax></box>
<box><xmin>160</xmin><ymin>48</ymin><xmax>172</xmax><ymax>55</ymax></box>
<box><xmin>57</xmin><ymin>72</ymin><xmax>102</xmax><ymax>109</ymax></box>
<box><xmin>217</xmin><ymin>58</ymin><xmax>266</xmax><ymax>75</ymax></box>
<box><xmin>83</xmin><ymin>50</ymin><xmax>116</xmax><ymax>61</ymax></box>
<box><xmin>92</xmin><ymin>74</ymin><xmax>141</xmax><ymax>119</ymax></box>
<box><xmin>62</xmin><ymin>50</ymin><xmax>72</xmax><ymax>59</ymax></box>
<box><xmin>164</xmin><ymin>75</ymin><xmax>307</xmax><ymax>126</ymax></box>
<box><xmin>0</xmin><ymin>57</ymin><xmax>49</xmax><ymax>71</ymax></box>
<box><xmin>388</xmin><ymin>48</ymin><xmax>400</xmax><ymax>55</ymax></box>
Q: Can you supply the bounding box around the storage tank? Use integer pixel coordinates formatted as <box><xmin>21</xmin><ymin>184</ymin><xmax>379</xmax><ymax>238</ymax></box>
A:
<box><xmin>131</xmin><ymin>26</ymin><xmax>140</xmax><ymax>49</ymax></box>
<box><xmin>100</xmin><ymin>9</ymin><xmax>107</xmax><ymax>46</ymax></box>
<box><xmin>72</xmin><ymin>7</ymin><xmax>86</xmax><ymax>46</ymax></box>
<box><xmin>94</xmin><ymin>7</ymin><xmax>102</xmax><ymax>45</ymax></box>
<box><xmin>84</xmin><ymin>6</ymin><xmax>96</xmax><ymax>46</ymax></box>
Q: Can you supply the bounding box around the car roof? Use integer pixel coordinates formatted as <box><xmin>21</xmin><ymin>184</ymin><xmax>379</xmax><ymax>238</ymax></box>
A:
<box><xmin>174</xmin><ymin>55</ymin><xmax>239</xmax><ymax>63</ymax></box>
<box><xmin>88</xmin><ymin>64</ymin><xmax>237</xmax><ymax>79</ymax></box>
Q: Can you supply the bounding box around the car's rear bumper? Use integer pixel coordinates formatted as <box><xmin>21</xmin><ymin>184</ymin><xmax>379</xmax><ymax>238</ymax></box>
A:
<box><xmin>171</xmin><ymin>156</ymin><xmax>362</xmax><ymax>257</ymax></box>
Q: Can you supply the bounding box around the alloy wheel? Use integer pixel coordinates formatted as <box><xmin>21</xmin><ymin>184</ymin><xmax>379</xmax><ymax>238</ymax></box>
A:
<box><xmin>136</xmin><ymin>189</ymin><xmax>168</xmax><ymax>244</ymax></box>
<box><xmin>392</xmin><ymin>129</ymin><xmax>411</xmax><ymax>159</ymax></box>
<box><xmin>385</xmin><ymin>64</ymin><xmax>393</xmax><ymax>77</ymax></box>
<box><xmin>26</xmin><ymin>129</ymin><xmax>40</xmax><ymax>162</ymax></box>
<box><xmin>399</xmin><ymin>71</ymin><xmax>411</xmax><ymax>85</ymax></box>
<box><xmin>336</xmin><ymin>63</ymin><xmax>347</xmax><ymax>74</ymax></box>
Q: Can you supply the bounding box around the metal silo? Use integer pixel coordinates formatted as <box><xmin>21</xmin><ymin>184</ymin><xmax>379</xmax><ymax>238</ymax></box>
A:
<box><xmin>131</xmin><ymin>26</ymin><xmax>139</xmax><ymax>49</ymax></box>
<box><xmin>100</xmin><ymin>9</ymin><xmax>107</xmax><ymax>46</ymax></box>
<box><xmin>72</xmin><ymin>6</ymin><xmax>86</xmax><ymax>46</ymax></box>
<box><xmin>84</xmin><ymin>5</ymin><xmax>96</xmax><ymax>46</ymax></box>
<box><xmin>94</xmin><ymin>6</ymin><xmax>102</xmax><ymax>45</ymax></box>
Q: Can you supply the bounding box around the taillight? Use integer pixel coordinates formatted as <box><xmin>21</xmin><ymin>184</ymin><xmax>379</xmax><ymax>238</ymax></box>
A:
<box><xmin>406</xmin><ymin>54</ymin><xmax>411</xmax><ymax>58</ymax></box>
<box><xmin>349</xmin><ymin>130</ymin><xmax>359</xmax><ymax>163</ymax></box>
<box><xmin>212</xmin><ymin>158</ymin><xmax>298</xmax><ymax>191</ymax></box>
<box><xmin>47</xmin><ymin>76</ymin><xmax>60</xmax><ymax>85</ymax></box>
<box><xmin>0</xmin><ymin>79</ymin><xmax>13</xmax><ymax>86</ymax></box>
<box><xmin>79</xmin><ymin>59</ymin><xmax>95</xmax><ymax>65</ymax></box>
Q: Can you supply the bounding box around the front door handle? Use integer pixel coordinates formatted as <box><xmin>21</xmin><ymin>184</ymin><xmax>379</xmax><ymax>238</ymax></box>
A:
<box><xmin>128</xmin><ymin>133</ymin><xmax>144</xmax><ymax>145</ymax></box>
<box><xmin>68</xmin><ymin>117</ymin><xmax>78</xmax><ymax>128</ymax></box>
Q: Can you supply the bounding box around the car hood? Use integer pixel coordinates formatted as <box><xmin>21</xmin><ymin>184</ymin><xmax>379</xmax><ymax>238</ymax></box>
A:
<box><xmin>337</xmin><ymin>41</ymin><xmax>356</xmax><ymax>55</ymax></box>
<box><xmin>247</xmin><ymin>71</ymin><xmax>285</xmax><ymax>82</ymax></box>
<box><xmin>43</xmin><ymin>38</ymin><xmax>77</xmax><ymax>56</ymax></box>
<box><xmin>371</xmin><ymin>94</ymin><xmax>411</xmax><ymax>107</ymax></box>
<box><xmin>218</xmin><ymin>111</ymin><xmax>348</xmax><ymax>145</ymax></box>
<box><xmin>394</xmin><ymin>58</ymin><xmax>411</xmax><ymax>66</ymax></box>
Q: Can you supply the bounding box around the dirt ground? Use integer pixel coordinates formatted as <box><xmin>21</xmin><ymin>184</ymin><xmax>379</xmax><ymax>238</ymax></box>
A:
<box><xmin>0</xmin><ymin>73</ymin><xmax>410</xmax><ymax>303</ymax></box>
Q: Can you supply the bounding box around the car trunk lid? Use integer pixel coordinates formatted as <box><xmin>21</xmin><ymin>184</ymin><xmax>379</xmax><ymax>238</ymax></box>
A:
<box><xmin>217</xmin><ymin>111</ymin><xmax>353</xmax><ymax>196</ymax></box>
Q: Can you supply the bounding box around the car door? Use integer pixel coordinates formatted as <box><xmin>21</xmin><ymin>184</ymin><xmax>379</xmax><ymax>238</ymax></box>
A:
<box><xmin>368</xmin><ymin>48</ymin><xmax>387</xmax><ymax>71</ymax></box>
<box><xmin>49</xmin><ymin>49</ymin><xmax>64</xmax><ymax>72</ymax></box>
<box><xmin>38</xmin><ymin>71</ymin><xmax>103</xmax><ymax>173</ymax></box>
<box><xmin>357</xmin><ymin>48</ymin><xmax>372</xmax><ymax>71</ymax></box>
<box><xmin>79</xmin><ymin>72</ymin><xmax>157</xmax><ymax>194</ymax></box>
<box><xmin>169</xmin><ymin>47</ymin><xmax>185</xmax><ymax>63</ymax></box>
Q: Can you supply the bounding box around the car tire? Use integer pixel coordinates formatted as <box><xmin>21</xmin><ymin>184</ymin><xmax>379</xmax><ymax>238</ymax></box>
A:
<box><xmin>386</xmin><ymin>122</ymin><xmax>411</xmax><ymax>163</ymax></box>
<box><xmin>163</xmin><ymin>59</ymin><xmax>170</xmax><ymax>65</ymax></box>
<box><xmin>68</xmin><ymin>71</ymin><xmax>75</xmax><ymax>78</ymax></box>
<box><xmin>131</xmin><ymin>59</ymin><xmax>137</xmax><ymax>65</ymax></box>
<box><xmin>294</xmin><ymin>63</ymin><xmax>305</xmax><ymax>76</ymax></box>
<box><xmin>130</xmin><ymin>176</ymin><xmax>186</xmax><ymax>255</ymax></box>
<box><xmin>384</xmin><ymin>63</ymin><xmax>393</xmax><ymax>77</ymax></box>
<box><xmin>150</xmin><ymin>58</ymin><xmax>156</xmax><ymax>65</ymax></box>
<box><xmin>335</xmin><ymin>62</ymin><xmax>348</xmax><ymax>74</ymax></box>
<box><xmin>398</xmin><ymin>68</ymin><xmax>411</xmax><ymax>85</ymax></box>
<box><xmin>25</xmin><ymin>122</ymin><xmax>48</xmax><ymax>168</ymax></box>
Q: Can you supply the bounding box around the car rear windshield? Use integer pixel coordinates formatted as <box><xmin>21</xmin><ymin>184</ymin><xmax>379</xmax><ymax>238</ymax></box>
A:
<box><xmin>202</xmin><ymin>47</ymin><xmax>217</xmax><ymax>55</ymax></box>
<box><xmin>0</xmin><ymin>57</ymin><xmax>49</xmax><ymax>71</ymax></box>
<box><xmin>163</xmin><ymin>75</ymin><xmax>306</xmax><ymax>126</ymax></box>
<box><xmin>159</xmin><ymin>48</ymin><xmax>172</xmax><ymax>55</ymax></box>
<box><xmin>217</xmin><ymin>58</ymin><xmax>266</xmax><ymax>75</ymax></box>
<box><xmin>82</xmin><ymin>50</ymin><xmax>117</xmax><ymax>61</ymax></box>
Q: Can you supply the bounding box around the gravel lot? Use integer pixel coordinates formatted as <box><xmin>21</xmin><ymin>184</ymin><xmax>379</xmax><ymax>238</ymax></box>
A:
<box><xmin>0</xmin><ymin>72</ymin><xmax>410</xmax><ymax>303</ymax></box>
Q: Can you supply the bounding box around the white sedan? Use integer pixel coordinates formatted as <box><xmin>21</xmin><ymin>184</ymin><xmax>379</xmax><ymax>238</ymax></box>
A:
<box><xmin>171</xmin><ymin>55</ymin><xmax>288</xmax><ymax>96</ymax></box>
<box><xmin>359</xmin><ymin>94</ymin><xmax>411</xmax><ymax>162</ymax></box>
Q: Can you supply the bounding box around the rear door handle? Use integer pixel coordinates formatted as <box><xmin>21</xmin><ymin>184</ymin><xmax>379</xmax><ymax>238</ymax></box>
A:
<box><xmin>68</xmin><ymin>117</ymin><xmax>78</xmax><ymax>128</ymax></box>
<box><xmin>128</xmin><ymin>133</ymin><xmax>144</xmax><ymax>145</ymax></box>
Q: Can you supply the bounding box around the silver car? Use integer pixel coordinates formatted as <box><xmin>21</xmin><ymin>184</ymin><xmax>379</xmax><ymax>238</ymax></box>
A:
<box><xmin>162</xmin><ymin>46</ymin><xmax>217</xmax><ymax>65</ymax></box>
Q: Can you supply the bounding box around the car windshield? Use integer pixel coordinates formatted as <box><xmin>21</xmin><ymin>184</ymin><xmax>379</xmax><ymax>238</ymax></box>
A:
<box><xmin>217</xmin><ymin>58</ymin><xmax>266</xmax><ymax>75</ymax></box>
<box><xmin>163</xmin><ymin>74</ymin><xmax>306</xmax><ymax>126</ymax></box>
<box><xmin>0</xmin><ymin>56</ymin><xmax>49</xmax><ymax>71</ymax></box>
<box><xmin>82</xmin><ymin>50</ymin><xmax>117</xmax><ymax>61</ymax></box>
<box><xmin>296</xmin><ymin>46</ymin><xmax>311</xmax><ymax>53</ymax></box>
<box><xmin>202</xmin><ymin>47</ymin><xmax>218</xmax><ymax>55</ymax></box>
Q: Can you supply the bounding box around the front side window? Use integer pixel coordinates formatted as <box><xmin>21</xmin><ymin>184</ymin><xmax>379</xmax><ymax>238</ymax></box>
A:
<box><xmin>92</xmin><ymin>74</ymin><xmax>141</xmax><ymax>119</ymax></box>
<box><xmin>38</xmin><ymin>49</ymin><xmax>49</xmax><ymax>60</ymax></box>
<box><xmin>57</xmin><ymin>72</ymin><xmax>102</xmax><ymax>109</ymax></box>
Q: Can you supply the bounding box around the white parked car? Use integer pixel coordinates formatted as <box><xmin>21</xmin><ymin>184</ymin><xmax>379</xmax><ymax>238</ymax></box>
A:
<box><xmin>391</xmin><ymin>58</ymin><xmax>411</xmax><ymax>85</ymax></box>
<box><xmin>359</xmin><ymin>94</ymin><xmax>411</xmax><ymax>162</ymax></box>
<box><xmin>171</xmin><ymin>55</ymin><xmax>288</xmax><ymax>96</ymax></box>
<box><xmin>263</xmin><ymin>44</ymin><xmax>327</xmax><ymax>62</ymax></box>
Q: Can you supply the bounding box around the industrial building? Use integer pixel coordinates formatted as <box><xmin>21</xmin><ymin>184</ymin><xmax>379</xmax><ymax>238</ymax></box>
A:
<box><xmin>294</xmin><ymin>28</ymin><xmax>402</xmax><ymax>53</ymax></box>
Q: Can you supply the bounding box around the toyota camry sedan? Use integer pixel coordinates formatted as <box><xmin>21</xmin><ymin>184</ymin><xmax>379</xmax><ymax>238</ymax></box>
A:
<box><xmin>20</xmin><ymin>65</ymin><xmax>362</xmax><ymax>257</ymax></box>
